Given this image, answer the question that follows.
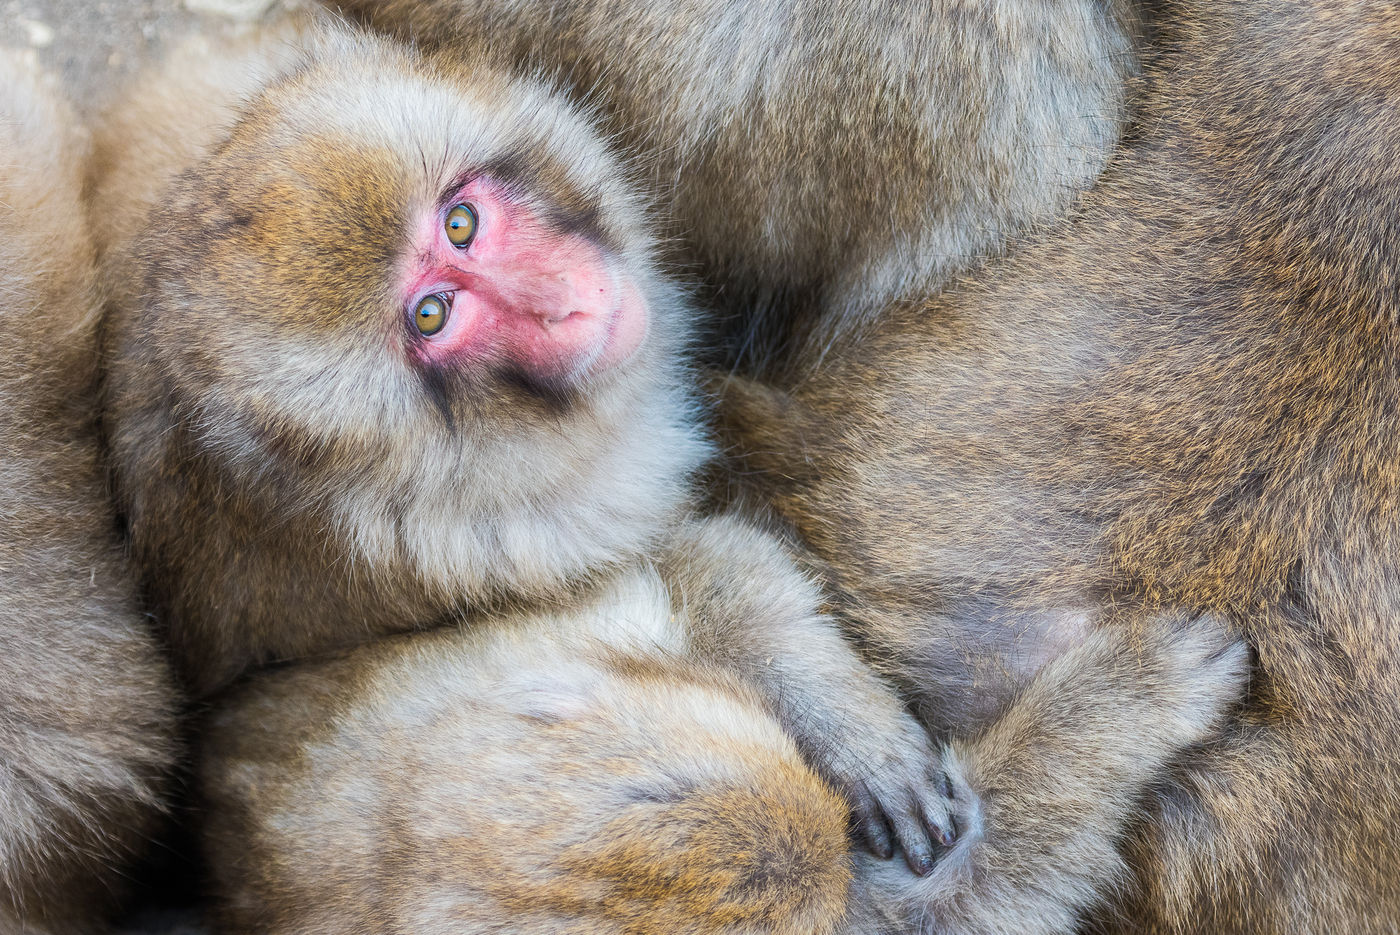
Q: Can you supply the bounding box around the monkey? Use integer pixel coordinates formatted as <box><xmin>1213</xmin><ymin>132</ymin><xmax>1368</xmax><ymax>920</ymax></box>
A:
<box><xmin>326</xmin><ymin>0</ymin><xmax>1144</xmax><ymax>375</ymax></box>
<box><xmin>199</xmin><ymin>527</ymin><xmax>1246</xmax><ymax>935</ymax></box>
<box><xmin>93</xmin><ymin>16</ymin><xmax>1258</xmax><ymax>932</ymax></box>
<box><xmin>0</xmin><ymin>51</ymin><xmax>178</xmax><ymax>933</ymax></box>
<box><xmin>93</xmin><ymin>18</ymin><xmax>958</xmax><ymax>878</ymax></box>
<box><xmin>92</xmin><ymin>13</ymin><xmax>706</xmax><ymax>700</ymax></box>
<box><xmin>198</xmin><ymin>540</ymin><xmax>855</xmax><ymax>935</ymax></box>
<box><xmin>710</xmin><ymin>0</ymin><xmax>1400</xmax><ymax>930</ymax></box>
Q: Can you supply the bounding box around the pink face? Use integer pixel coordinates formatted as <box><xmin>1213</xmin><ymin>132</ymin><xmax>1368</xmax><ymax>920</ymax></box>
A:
<box><xmin>400</xmin><ymin>176</ymin><xmax>648</xmax><ymax>382</ymax></box>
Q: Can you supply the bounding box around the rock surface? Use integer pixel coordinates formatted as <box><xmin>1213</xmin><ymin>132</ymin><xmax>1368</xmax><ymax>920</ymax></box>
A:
<box><xmin>0</xmin><ymin>0</ymin><xmax>303</xmax><ymax>117</ymax></box>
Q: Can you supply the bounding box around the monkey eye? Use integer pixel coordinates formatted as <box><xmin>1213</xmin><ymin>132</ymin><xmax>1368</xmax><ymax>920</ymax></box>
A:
<box><xmin>445</xmin><ymin>202</ymin><xmax>478</xmax><ymax>248</ymax></box>
<box><xmin>413</xmin><ymin>292</ymin><xmax>451</xmax><ymax>336</ymax></box>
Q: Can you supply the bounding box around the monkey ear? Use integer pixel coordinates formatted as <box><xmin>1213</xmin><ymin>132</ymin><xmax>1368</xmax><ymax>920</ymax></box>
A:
<box><xmin>707</xmin><ymin>370</ymin><xmax>803</xmax><ymax>439</ymax></box>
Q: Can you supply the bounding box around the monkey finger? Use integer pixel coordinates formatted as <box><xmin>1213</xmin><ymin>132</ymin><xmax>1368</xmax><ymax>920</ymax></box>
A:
<box><xmin>916</xmin><ymin>782</ymin><xmax>959</xmax><ymax>850</ymax></box>
<box><xmin>884</xmin><ymin>792</ymin><xmax>937</xmax><ymax>876</ymax></box>
<box><xmin>847</xmin><ymin>779</ymin><xmax>896</xmax><ymax>860</ymax></box>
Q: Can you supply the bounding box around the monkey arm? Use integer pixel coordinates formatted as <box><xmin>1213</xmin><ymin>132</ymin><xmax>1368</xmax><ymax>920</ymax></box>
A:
<box><xmin>1114</xmin><ymin>560</ymin><xmax>1400</xmax><ymax>933</ymax></box>
<box><xmin>199</xmin><ymin>602</ymin><xmax>855</xmax><ymax>935</ymax></box>
<box><xmin>877</xmin><ymin>612</ymin><xmax>1249</xmax><ymax>935</ymax></box>
<box><xmin>659</xmin><ymin>513</ymin><xmax>954</xmax><ymax>876</ymax></box>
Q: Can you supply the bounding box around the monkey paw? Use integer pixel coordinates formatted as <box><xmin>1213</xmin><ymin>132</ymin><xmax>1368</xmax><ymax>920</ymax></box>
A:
<box><xmin>1139</xmin><ymin>611</ymin><xmax>1253</xmax><ymax>745</ymax></box>
<box><xmin>830</xmin><ymin>713</ymin><xmax>971</xmax><ymax>877</ymax></box>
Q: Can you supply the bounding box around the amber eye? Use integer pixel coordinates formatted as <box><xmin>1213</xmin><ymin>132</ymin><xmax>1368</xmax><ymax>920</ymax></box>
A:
<box><xmin>414</xmin><ymin>293</ymin><xmax>450</xmax><ymax>336</ymax></box>
<box><xmin>445</xmin><ymin>202</ymin><xmax>478</xmax><ymax>248</ymax></box>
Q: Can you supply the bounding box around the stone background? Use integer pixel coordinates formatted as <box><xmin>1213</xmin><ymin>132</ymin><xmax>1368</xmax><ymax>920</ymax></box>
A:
<box><xmin>0</xmin><ymin>0</ymin><xmax>313</xmax><ymax>114</ymax></box>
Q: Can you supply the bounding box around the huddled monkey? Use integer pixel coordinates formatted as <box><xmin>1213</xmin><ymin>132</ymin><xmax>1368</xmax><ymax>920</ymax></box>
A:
<box><xmin>714</xmin><ymin>0</ymin><xmax>1400</xmax><ymax>931</ymax></box>
<box><xmin>93</xmin><ymin>15</ymin><xmax>962</xmax><ymax>908</ymax></box>
<box><xmin>328</xmin><ymin>0</ymin><xmax>1143</xmax><ymax>374</ymax></box>
<box><xmin>200</xmin><ymin>539</ymin><xmax>861</xmax><ymax>935</ymax></box>
<box><xmin>0</xmin><ymin>53</ymin><xmax>177</xmax><ymax>933</ymax></box>
<box><xmin>95</xmin><ymin>17</ymin><xmax>704</xmax><ymax>703</ymax></box>
<box><xmin>314</xmin><ymin>2</ymin><xmax>1281</xmax><ymax>929</ymax></box>
<box><xmin>95</xmin><ymin>9</ymin><xmax>1263</xmax><ymax>935</ymax></box>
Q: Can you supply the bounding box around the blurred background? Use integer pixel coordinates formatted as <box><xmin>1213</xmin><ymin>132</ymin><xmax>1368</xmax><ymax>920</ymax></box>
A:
<box><xmin>0</xmin><ymin>0</ymin><xmax>304</xmax><ymax>116</ymax></box>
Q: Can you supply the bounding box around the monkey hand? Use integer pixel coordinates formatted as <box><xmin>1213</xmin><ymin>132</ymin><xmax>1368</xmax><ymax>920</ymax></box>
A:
<box><xmin>875</xmin><ymin>612</ymin><xmax>1250</xmax><ymax>935</ymax></box>
<box><xmin>816</xmin><ymin>708</ymin><xmax>962</xmax><ymax>877</ymax></box>
<box><xmin>656</xmin><ymin>513</ymin><xmax>963</xmax><ymax>876</ymax></box>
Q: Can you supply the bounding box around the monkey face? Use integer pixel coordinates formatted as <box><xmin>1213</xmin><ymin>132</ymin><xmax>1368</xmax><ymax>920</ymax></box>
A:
<box><xmin>403</xmin><ymin>175</ymin><xmax>648</xmax><ymax>389</ymax></box>
<box><xmin>149</xmin><ymin>36</ymin><xmax>665</xmax><ymax>428</ymax></box>
<box><xmin>112</xmin><ymin>29</ymin><xmax>709</xmax><ymax>608</ymax></box>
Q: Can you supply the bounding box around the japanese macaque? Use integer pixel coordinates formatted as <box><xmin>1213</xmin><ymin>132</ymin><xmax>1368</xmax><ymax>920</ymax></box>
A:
<box><xmin>0</xmin><ymin>53</ymin><xmax>177</xmax><ymax>932</ymax></box>
<box><xmin>717</xmin><ymin>0</ymin><xmax>1400</xmax><ymax>931</ymax></box>
<box><xmin>95</xmin><ymin>18</ymin><xmax>953</xmax><ymax>884</ymax></box>
<box><xmin>327</xmin><ymin>0</ymin><xmax>1143</xmax><ymax>373</ymax></box>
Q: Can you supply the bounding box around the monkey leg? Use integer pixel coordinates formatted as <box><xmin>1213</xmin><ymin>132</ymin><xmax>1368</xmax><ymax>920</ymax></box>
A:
<box><xmin>865</xmin><ymin>613</ymin><xmax>1249</xmax><ymax>935</ymax></box>
<box><xmin>1108</xmin><ymin>563</ymin><xmax>1400</xmax><ymax>934</ymax></box>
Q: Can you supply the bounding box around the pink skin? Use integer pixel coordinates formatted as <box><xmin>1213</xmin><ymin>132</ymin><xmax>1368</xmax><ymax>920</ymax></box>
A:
<box><xmin>400</xmin><ymin>176</ymin><xmax>648</xmax><ymax>381</ymax></box>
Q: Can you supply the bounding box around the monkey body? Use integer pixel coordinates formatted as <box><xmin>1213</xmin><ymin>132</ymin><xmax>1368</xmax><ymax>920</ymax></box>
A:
<box><xmin>201</xmin><ymin>563</ymin><xmax>856</xmax><ymax>935</ymax></box>
<box><xmin>98</xmin><ymin>17</ymin><xmax>963</xmax><ymax>898</ymax></box>
<box><xmin>201</xmin><ymin>533</ymin><xmax>1247</xmax><ymax>935</ymax></box>
<box><xmin>0</xmin><ymin>53</ymin><xmax>177</xmax><ymax>932</ymax></box>
<box><xmin>720</xmin><ymin>0</ymin><xmax>1400</xmax><ymax>930</ymax></box>
<box><xmin>202</xmin><ymin>523</ymin><xmax>1246</xmax><ymax>935</ymax></box>
<box><xmin>332</xmin><ymin>0</ymin><xmax>1140</xmax><ymax>371</ymax></box>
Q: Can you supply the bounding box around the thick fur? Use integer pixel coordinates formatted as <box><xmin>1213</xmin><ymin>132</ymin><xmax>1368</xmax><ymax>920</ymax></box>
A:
<box><xmin>97</xmin><ymin>18</ymin><xmax>958</xmax><ymax>913</ymax></box>
<box><xmin>96</xmin><ymin>21</ymin><xmax>709</xmax><ymax>697</ymax></box>
<box><xmin>331</xmin><ymin>0</ymin><xmax>1141</xmax><ymax>373</ymax></box>
<box><xmin>719</xmin><ymin>0</ymin><xmax>1400</xmax><ymax>931</ymax></box>
<box><xmin>201</xmin><ymin>566</ymin><xmax>855</xmax><ymax>935</ymax></box>
<box><xmin>0</xmin><ymin>53</ymin><xmax>177</xmax><ymax>933</ymax></box>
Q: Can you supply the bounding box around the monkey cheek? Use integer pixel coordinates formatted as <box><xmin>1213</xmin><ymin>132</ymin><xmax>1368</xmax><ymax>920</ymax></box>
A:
<box><xmin>539</xmin><ymin>260</ymin><xmax>649</xmax><ymax>378</ymax></box>
<box><xmin>508</xmin><ymin>299</ymin><xmax>646</xmax><ymax>383</ymax></box>
<box><xmin>515</xmin><ymin>277</ymin><xmax>649</xmax><ymax>381</ymax></box>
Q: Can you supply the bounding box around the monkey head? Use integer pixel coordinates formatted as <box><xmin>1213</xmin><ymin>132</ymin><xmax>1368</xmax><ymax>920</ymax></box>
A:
<box><xmin>104</xmin><ymin>28</ymin><xmax>710</xmax><ymax>688</ymax></box>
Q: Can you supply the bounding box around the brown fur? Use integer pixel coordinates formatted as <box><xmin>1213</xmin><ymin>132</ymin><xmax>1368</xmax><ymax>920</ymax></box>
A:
<box><xmin>0</xmin><ymin>52</ymin><xmax>177</xmax><ymax>932</ymax></box>
<box><xmin>97</xmin><ymin>18</ymin><xmax>959</xmax><ymax>912</ymax></box>
<box><xmin>718</xmin><ymin>0</ymin><xmax>1400</xmax><ymax>930</ymax></box>
<box><xmin>95</xmin><ymin>19</ymin><xmax>709</xmax><ymax>697</ymax></box>
<box><xmin>329</xmin><ymin>0</ymin><xmax>1142</xmax><ymax>374</ymax></box>
<box><xmin>201</xmin><ymin>568</ymin><xmax>855</xmax><ymax>935</ymax></box>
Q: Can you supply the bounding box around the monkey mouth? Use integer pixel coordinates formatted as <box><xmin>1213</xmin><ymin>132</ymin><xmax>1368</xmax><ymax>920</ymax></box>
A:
<box><xmin>580</xmin><ymin>273</ymin><xmax>648</xmax><ymax>376</ymax></box>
